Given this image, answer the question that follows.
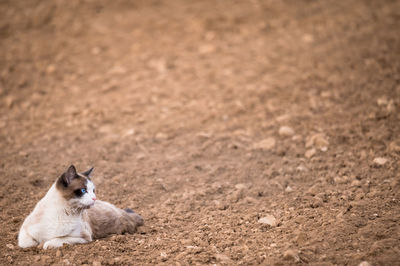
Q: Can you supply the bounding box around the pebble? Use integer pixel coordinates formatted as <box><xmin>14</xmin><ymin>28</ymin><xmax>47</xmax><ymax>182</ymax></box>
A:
<box><xmin>46</xmin><ymin>64</ymin><xmax>56</xmax><ymax>74</ymax></box>
<box><xmin>389</xmin><ymin>141</ymin><xmax>400</xmax><ymax>153</ymax></box>
<box><xmin>155</xmin><ymin>132</ymin><xmax>168</xmax><ymax>140</ymax></box>
<box><xmin>6</xmin><ymin>243</ymin><xmax>14</xmax><ymax>249</ymax></box>
<box><xmin>334</xmin><ymin>176</ymin><xmax>349</xmax><ymax>184</ymax></box>
<box><xmin>373</xmin><ymin>157</ymin><xmax>388</xmax><ymax>166</ymax></box>
<box><xmin>56</xmin><ymin>249</ymin><xmax>62</xmax><ymax>257</ymax></box>
<box><xmin>228</xmin><ymin>189</ymin><xmax>245</xmax><ymax>203</ymax></box>
<box><xmin>160</xmin><ymin>252</ymin><xmax>168</xmax><ymax>261</ymax></box>
<box><xmin>351</xmin><ymin>180</ymin><xmax>362</xmax><ymax>187</ymax></box>
<box><xmin>124</xmin><ymin>128</ymin><xmax>135</xmax><ymax>136</ymax></box>
<box><xmin>310</xmin><ymin>196</ymin><xmax>323</xmax><ymax>208</ymax></box>
<box><xmin>359</xmin><ymin>261</ymin><xmax>371</xmax><ymax>266</ymax></box>
<box><xmin>314</xmin><ymin>135</ymin><xmax>329</xmax><ymax>150</ymax></box>
<box><xmin>258</xmin><ymin>215</ymin><xmax>277</xmax><ymax>227</ymax></box>
<box><xmin>306</xmin><ymin>133</ymin><xmax>329</xmax><ymax>151</ymax></box>
<box><xmin>5</xmin><ymin>96</ymin><xmax>14</xmax><ymax>109</ymax></box>
<box><xmin>235</xmin><ymin>183</ymin><xmax>247</xmax><ymax>190</ymax></box>
<box><xmin>93</xmin><ymin>261</ymin><xmax>101</xmax><ymax>266</ymax></box>
<box><xmin>215</xmin><ymin>253</ymin><xmax>231</xmax><ymax>262</ymax></box>
<box><xmin>253</xmin><ymin>137</ymin><xmax>276</xmax><ymax>150</ymax></box>
<box><xmin>278</xmin><ymin>126</ymin><xmax>295</xmax><ymax>136</ymax></box>
<box><xmin>41</xmin><ymin>256</ymin><xmax>51</xmax><ymax>263</ymax></box>
<box><xmin>285</xmin><ymin>186</ymin><xmax>293</xmax><ymax>192</ymax></box>
<box><xmin>377</xmin><ymin>97</ymin><xmax>388</xmax><ymax>106</ymax></box>
<box><xmin>214</xmin><ymin>200</ymin><xmax>228</xmax><ymax>210</ymax></box>
<box><xmin>283</xmin><ymin>249</ymin><xmax>300</xmax><ymax>262</ymax></box>
<box><xmin>198</xmin><ymin>43</ymin><xmax>216</xmax><ymax>54</ymax></box>
<box><xmin>244</xmin><ymin>196</ymin><xmax>256</xmax><ymax>204</ymax></box>
<box><xmin>305</xmin><ymin>148</ymin><xmax>316</xmax><ymax>158</ymax></box>
<box><xmin>296</xmin><ymin>165</ymin><xmax>308</xmax><ymax>171</ymax></box>
<box><xmin>296</xmin><ymin>232</ymin><xmax>308</xmax><ymax>245</ymax></box>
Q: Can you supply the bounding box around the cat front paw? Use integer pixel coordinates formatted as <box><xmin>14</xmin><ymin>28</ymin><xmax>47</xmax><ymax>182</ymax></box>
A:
<box><xmin>43</xmin><ymin>239</ymin><xmax>63</xmax><ymax>249</ymax></box>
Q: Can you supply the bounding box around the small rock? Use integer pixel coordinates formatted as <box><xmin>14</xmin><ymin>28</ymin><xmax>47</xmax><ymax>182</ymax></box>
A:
<box><xmin>305</xmin><ymin>148</ymin><xmax>316</xmax><ymax>158</ymax></box>
<box><xmin>285</xmin><ymin>186</ymin><xmax>293</xmax><ymax>192</ymax></box>
<box><xmin>6</xmin><ymin>243</ymin><xmax>14</xmax><ymax>249</ymax></box>
<box><xmin>5</xmin><ymin>96</ymin><xmax>14</xmax><ymax>109</ymax></box>
<box><xmin>279</xmin><ymin>126</ymin><xmax>295</xmax><ymax>137</ymax></box>
<box><xmin>93</xmin><ymin>261</ymin><xmax>101</xmax><ymax>266</ymax></box>
<box><xmin>295</xmin><ymin>216</ymin><xmax>307</xmax><ymax>224</ymax></box>
<box><xmin>307</xmin><ymin>184</ymin><xmax>319</xmax><ymax>195</ymax></box>
<box><xmin>359</xmin><ymin>261</ymin><xmax>371</xmax><ymax>266</ymax></box>
<box><xmin>155</xmin><ymin>132</ymin><xmax>168</xmax><ymax>140</ymax></box>
<box><xmin>351</xmin><ymin>180</ymin><xmax>361</xmax><ymax>187</ymax></box>
<box><xmin>235</xmin><ymin>183</ymin><xmax>247</xmax><ymax>190</ymax></box>
<box><xmin>306</xmin><ymin>133</ymin><xmax>329</xmax><ymax>151</ymax></box>
<box><xmin>215</xmin><ymin>253</ymin><xmax>231</xmax><ymax>262</ymax></box>
<box><xmin>334</xmin><ymin>176</ymin><xmax>349</xmax><ymax>184</ymax></box>
<box><xmin>108</xmin><ymin>65</ymin><xmax>127</xmax><ymax>75</ymax></box>
<box><xmin>214</xmin><ymin>200</ymin><xmax>228</xmax><ymax>210</ymax></box>
<box><xmin>386</xmin><ymin>100</ymin><xmax>396</xmax><ymax>113</ymax></box>
<box><xmin>41</xmin><ymin>256</ymin><xmax>51</xmax><ymax>263</ymax></box>
<box><xmin>296</xmin><ymin>232</ymin><xmax>308</xmax><ymax>245</ymax></box>
<box><xmin>302</xmin><ymin>34</ymin><xmax>314</xmax><ymax>43</ymax></box>
<box><xmin>180</xmin><ymin>239</ymin><xmax>192</xmax><ymax>245</ymax></box>
<box><xmin>91</xmin><ymin>47</ymin><xmax>101</xmax><ymax>55</ymax></box>
<box><xmin>258</xmin><ymin>215</ymin><xmax>277</xmax><ymax>227</ymax></box>
<box><xmin>283</xmin><ymin>249</ymin><xmax>300</xmax><ymax>262</ymax></box>
<box><xmin>253</xmin><ymin>137</ymin><xmax>276</xmax><ymax>150</ymax></box>
<box><xmin>313</xmin><ymin>135</ymin><xmax>329</xmax><ymax>151</ymax></box>
<box><xmin>310</xmin><ymin>196</ymin><xmax>323</xmax><ymax>208</ymax></box>
<box><xmin>373</xmin><ymin>157</ymin><xmax>388</xmax><ymax>166</ymax></box>
<box><xmin>377</xmin><ymin>97</ymin><xmax>388</xmax><ymax>106</ymax></box>
<box><xmin>389</xmin><ymin>141</ymin><xmax>400</xmax><ymax>153</ymax></box>
<box><xmin>34</xmin><ymin>255</ymin><xmax>41</xmax><ymax>262</ymax></box>
<box><xmin>296</xmin><ymin>165</ymin><xmax>308</xmax><ymax>171</ymax></box>
<box><xmin>56</xmin><ymin>249</ymin><xmax>62</xmax><ymax>257</ymax></box>
<box><xmin>228</xmin><ymin>189</ymin><xmax>245</xmax><ymax>203</ymax></box>
<box><xmin>198</xmin><ymin>44</ymin><xmax>216</xmax><ymax>54</ymax></box>
<box><xmin>46</xmin><ymin>64</ymin><xmax>56</xmax><ymax>74</ymax></box>
<box><xmin>124</xmin><ymin>128</ymin><xmax>135</xmax><ymax>136</ymax></box>
<box><xmin>244</xmin><ymin>196</ymin><xmax>256</xmax><ymax>204</ymax></box>
<box><xmin>160</xmin><ymin>252</ymin><xmax>168</xmax><ymax>261</ymax></box>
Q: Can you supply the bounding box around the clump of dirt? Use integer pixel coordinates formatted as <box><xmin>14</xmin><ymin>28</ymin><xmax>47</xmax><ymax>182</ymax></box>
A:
<box><xmin>1</xmin><ymin>0</ymin><xmax>399</xmax><ymax>265</ymax></box>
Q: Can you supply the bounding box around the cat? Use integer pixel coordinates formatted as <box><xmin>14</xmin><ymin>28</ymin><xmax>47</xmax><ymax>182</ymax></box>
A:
<box><xmin>18</xmin><ymin>165</ymin><xmax>143</xmax><ymax>249</ymax></box>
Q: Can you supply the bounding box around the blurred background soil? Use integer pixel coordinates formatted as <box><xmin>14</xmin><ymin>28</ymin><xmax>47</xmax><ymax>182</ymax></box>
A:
<box><xmin>0</xmin><ymin>0</ymin><xmax>399</xmax><ymax>265</ymax></box>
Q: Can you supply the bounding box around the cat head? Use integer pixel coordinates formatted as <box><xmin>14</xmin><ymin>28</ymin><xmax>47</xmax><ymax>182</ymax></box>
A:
<box><xmin>56</xmin><ymin>165</ymin><xmax>96</xmax><ymax>211</ymax></box>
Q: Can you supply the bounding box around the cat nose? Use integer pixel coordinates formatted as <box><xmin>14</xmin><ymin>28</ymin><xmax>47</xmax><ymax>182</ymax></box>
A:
<box><xmin>92</xmin><ymin>198</ymin><xmax>96</xmax><ymax>201</ymax></box>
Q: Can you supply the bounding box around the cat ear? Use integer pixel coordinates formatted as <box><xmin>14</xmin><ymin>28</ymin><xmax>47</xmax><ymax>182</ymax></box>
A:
<box><xmin>62</xmin><ymin>165</ymin><xmax>77</xmax><ymax>186</ymax></box>
<box><xmin>82</xmin><ymin>167</ymin><xmax>94</xmax><ymax>178</ymax></box>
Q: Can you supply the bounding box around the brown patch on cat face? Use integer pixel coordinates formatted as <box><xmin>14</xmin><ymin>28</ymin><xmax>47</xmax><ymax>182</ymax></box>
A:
<box><xmin>56</xmin><ymin>175</ymin><xmax>88</xmax><ymax>200</ymax></box>
<box><xmin>56</xmin><ymin>165</ymin><xmax>89</xmax><ymax>200</ymax></box>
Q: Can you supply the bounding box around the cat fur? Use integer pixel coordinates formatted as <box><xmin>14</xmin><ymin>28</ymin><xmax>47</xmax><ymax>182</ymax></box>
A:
<box><xmin>18</xmin><ymin>165</ymin><xmax>143</xmax><ymax>249</ymax></box>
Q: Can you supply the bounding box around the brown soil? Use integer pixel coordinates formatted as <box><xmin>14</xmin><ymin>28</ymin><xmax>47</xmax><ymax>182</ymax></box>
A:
<box><xmin>1</xmin><ymin>0</ymin><xmax>399</xmax><ymax>265</ymax></box>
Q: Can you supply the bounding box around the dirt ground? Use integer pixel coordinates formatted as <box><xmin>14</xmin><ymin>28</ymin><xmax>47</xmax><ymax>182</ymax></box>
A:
<box><xmin>1</xmin><ymin>0</ymin><xmax>399</xmax><ymax>265</ymax></box>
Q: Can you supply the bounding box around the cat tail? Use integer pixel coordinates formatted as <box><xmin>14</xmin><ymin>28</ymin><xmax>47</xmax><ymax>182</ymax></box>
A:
<box><xmin>85</xmin><ymin>200</ymin><xmax>144</xmax><ymax>239</ymax></box>
<box><xmin>124</xmin><ymin>208</ymin><xmax>144</xmax><ymax>226</ymax></box>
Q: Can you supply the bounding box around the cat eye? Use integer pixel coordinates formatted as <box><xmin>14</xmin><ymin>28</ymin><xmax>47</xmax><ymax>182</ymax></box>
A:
<box><xmin>74</xmin><ymin>188</ymin><xmax>87</xmax><ymax>197</ymax></box>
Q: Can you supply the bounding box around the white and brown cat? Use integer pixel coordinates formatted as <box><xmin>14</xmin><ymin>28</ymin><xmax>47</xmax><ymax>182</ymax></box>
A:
<box><xmin>18</xmin><ymin>165</ymin><xmax>143</xmax><ymax>249</ymax></box>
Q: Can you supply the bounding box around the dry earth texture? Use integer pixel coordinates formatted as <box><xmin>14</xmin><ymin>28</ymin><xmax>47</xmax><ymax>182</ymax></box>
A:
<box><xmin>1</xmin><ymin>0</ymin><xmax>399</xmax><ymax>265</ymax></box>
